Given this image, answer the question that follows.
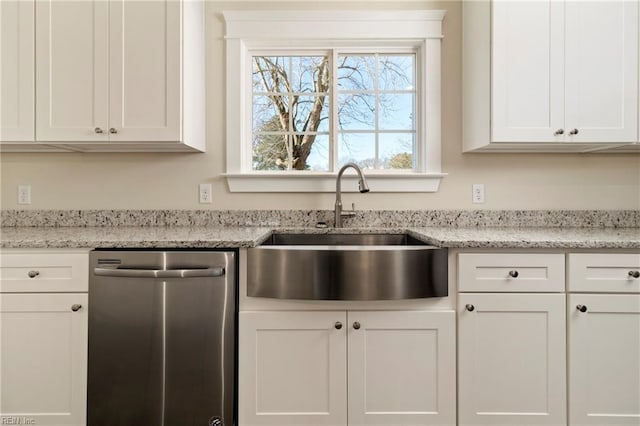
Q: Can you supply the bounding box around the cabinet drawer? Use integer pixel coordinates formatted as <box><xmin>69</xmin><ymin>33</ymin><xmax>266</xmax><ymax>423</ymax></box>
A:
<box><xmin>0</xmin><ymin>252</ymin><xmax>88</xmax><ymax>292</ymax></box>
<box><xmin>458</xmin><ymin>253</ymin><xmax>565</xmax><ymax>292</ymax></box>
<box><xmin>568</xmin><ymin>253</ymin><xmax>640</xmax><ymax>293</ymax></box>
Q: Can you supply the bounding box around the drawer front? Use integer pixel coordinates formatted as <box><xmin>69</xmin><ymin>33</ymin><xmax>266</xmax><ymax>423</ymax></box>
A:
<box><xmin>458</xmin><ymin>253</ymin><xmax>565</xmax><ymax>292</ymax></box>
<box><xmin>0</xmin><ymin>252</ymin><xmax>88</xmax><ymax>292</ymax></box>
<box><xmin>568</xmin><ymin>253</ymin><xmax>640</xmax><ymax>293</ymax></box>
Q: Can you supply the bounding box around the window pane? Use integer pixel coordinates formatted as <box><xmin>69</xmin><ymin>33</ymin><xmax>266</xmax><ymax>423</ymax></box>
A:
<box><xmin>289</xmin><ymin>133</ymin><xmax>329</xmax><ymax>170</ymax></box>
<box><xmin>338</xmin><ymin>133</ymin><xmax>376</xmax><ymax>169</ymax></box>
<box><xmin>379</xmin><ymin>133</ymin><xmax>414</xmax><ymax>170</ymax></box>
<box><xmin>293</xmin><ymin>96</ymin><xmax>330</xmax><ymax>133</ymax></box>
<box><xmin>253</xmin><ymin>56</ymin><xmax>289</xmax><ymax>93</ymax></box>
<box><xmin>337</xmin><ymin>55</ymin><xmax>375</xmax><ymax>91</ymax></box>
<box><xmin>379</xmin><ymin>55</ymin><xmax>414</xmax><ymax>91</ymax></box>
<box><xmin>291</xmin><ymin>56</ymin><xmax>330</xmax><ymax>93</ymax></box>
<box><xmin>253</xmin><ymin>95</ymin><xmax>289</xmax><ymax>133</ymax></box>
<box><xmin>253</xmin><ymin>133</ymin><xmax>291</xmax><ymax>170</ymax></box>
<box><xmin>304</xmin><ymin>134</ymin><xmax>330</xmax><ymax>171</ymax></box>
<box><xmin>338</xmin><ymin>94</ymin><xmax>375</xmax><ymax>130</ymax></box>
<box><xmin>251</xmin><ymin>50</ymin><xmax>420</xmax><ymax>173</ymax></box>
<box><xmin>379</xmin><ymin>93</ymin><xmax>414</xmax><ymax>131</ymax></box>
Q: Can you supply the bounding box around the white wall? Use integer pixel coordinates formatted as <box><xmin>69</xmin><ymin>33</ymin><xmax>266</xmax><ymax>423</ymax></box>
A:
<box><xmin>1</xmin><ymin>0</ymin><xmax>639</xmax><ymax>211</ymax></box>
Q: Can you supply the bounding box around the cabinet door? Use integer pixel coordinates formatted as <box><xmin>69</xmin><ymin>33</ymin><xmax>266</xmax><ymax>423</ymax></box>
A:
<box><xmin>36</xmin><ymin>0</ymin><xmax>109</xmax><ymax>141</ymax></box>
<box><xmin>569</xmin><ymin>294</ymin><xmax>640</xmax><ymax>425</ymax></box>
<box><xmin>108</xmin><ymin>0</ymin><xmax>181</xmax><ymax>142</ymax></box>
<box><xmin>347</xmin><ymin>310</ymin><xmax>456</xmax><ymax>426</ymax></box>
<box><xmin>0</xmin><ymin>293</ymin><xmax>88</xmax><ymax>426</ymax></box>
<box><xmin>1</xmin><ymin>0</ymin><xmax>34</xmax><ymax>141</ymax></box>
<box><xmin>238</xmin><ymin>311</ymin><xmax>347</xmax><ymax>426</ymax></box>
<box><xmin>491</xmin><ymin>0</ymin><xmax>564</xmax><ymax>142</ymax></box>
<box><xmin>458</xmin><ymin>293</ymin><xmax>566</xmax><ymax>426</ymax></box>
<box><xmin>564</xmin><ymin>1</ymin><xmax>638</xmax><ymax>142</ymax></box>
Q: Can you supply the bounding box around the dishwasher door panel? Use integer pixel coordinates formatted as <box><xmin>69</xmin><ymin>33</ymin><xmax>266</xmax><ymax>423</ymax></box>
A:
<box><xmin>164</xmin><ymin>275</ymin><xmax>234</xmax><ymax>425</ymax></box>
<box><xmin>88</xmin><ymin>251</ymin><xmax>236</xmax><ymax>426</ymax></box>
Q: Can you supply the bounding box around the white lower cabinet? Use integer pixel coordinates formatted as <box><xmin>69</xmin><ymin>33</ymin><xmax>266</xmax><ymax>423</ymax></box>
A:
<box><xmin>458</xmin><ymin>293</ymin><xmax>567</xmax><ymax>426</ymax></box>
<box><xmin>0</xmin><ymin>250</ymin><xmax>89</xmax><ymax>426</ymax></box>
<box><xmin>568</xmin><ymin>294</ymin><xmax>640</xmax><ymax>425</ymax></box>
<box><xmin>0</xmin><ymin>293</ymin><xmax>88</xmax><ymax>425</ymax></box>
<box><xmin>239</xmin><ymin>311</ymin><xmax>347</xmax><ymax>426</ymax></box>
<box><xmin>239</xmin><ymin>310</ymin><xmax>456</xmax><ymax>426</ymax></box>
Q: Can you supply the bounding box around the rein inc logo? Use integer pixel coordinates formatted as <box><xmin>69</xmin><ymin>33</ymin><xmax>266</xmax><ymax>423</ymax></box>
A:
<box><xmin>0</xmin><ymin>417</ymin><xmax>36</xmax><ymax>425</ymax></box>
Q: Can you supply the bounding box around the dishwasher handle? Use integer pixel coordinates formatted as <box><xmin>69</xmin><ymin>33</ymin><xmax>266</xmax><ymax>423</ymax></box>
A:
<box><xmin>94</xmin><ymin>267</ymin><xmax>225</xmax><ymax>279</ymax></box>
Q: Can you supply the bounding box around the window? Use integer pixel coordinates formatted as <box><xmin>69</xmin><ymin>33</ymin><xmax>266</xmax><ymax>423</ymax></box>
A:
<box><xmin>224</xmin><ymin>10</ymin><xmax>446</xmax><ymax>192</ymax></box>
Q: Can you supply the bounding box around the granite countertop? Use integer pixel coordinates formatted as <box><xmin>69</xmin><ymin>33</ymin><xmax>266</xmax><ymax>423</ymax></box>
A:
<box><xmin>1</xmin><ymin>225</ymin><xmax>639</xmax><ymax>249</ymax></box>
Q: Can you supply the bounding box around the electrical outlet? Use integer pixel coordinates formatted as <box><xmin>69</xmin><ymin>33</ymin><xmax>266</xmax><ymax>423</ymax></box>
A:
<box><xmin>199</xmin><ymin>183</ymin><xmax>213</xmax><ymax>204</ymax></box>
<box><xmin>18</xmin><ymin>185</ymin><xmax>31</xmax><ymax>204</ymax></box>
<box><xmin>472</xmin><ymin>184</ymin><xmax>485</xmax><ymax>204</ymax></box>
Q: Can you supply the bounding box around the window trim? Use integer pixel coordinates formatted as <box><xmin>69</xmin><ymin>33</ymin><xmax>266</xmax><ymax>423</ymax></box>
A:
<box><xmin>223</xmin><ymin>10</ymin><xmax>447</xmax><ymax>193</ymax></box>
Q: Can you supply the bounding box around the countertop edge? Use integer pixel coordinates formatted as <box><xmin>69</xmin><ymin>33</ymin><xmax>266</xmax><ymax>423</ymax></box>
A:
<box><xmin>1</xmin><ymin>226</ymin><xmax>640</xmax><ymax>249</ymax></box>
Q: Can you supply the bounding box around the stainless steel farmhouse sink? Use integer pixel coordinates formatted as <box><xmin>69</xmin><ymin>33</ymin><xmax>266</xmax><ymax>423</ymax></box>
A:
<box><xmin>247</xmin><ymin>233</ymin><xmax>448</xmax><ymax>300</ymax></box>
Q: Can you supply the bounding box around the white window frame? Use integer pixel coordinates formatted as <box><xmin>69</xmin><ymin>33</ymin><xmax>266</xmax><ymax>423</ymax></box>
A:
<box><xmin>223</xmin><ymin>10</ymin><xmax>447</xmax><ymax>193</ymax></box>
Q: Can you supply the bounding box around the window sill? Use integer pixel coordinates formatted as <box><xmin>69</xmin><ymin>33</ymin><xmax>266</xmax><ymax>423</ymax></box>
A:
<box><xmin>223</xmin><ymin>172</ymin><xmax>446</xmax><ymax>193</ymax></box>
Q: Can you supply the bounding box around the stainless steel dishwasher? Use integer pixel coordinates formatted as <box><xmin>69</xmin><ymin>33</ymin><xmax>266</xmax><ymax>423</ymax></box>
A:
<box><xmin>88</xmin><ymin>250</ymin><xmax>236</xmax><ymax>426</ymax></box>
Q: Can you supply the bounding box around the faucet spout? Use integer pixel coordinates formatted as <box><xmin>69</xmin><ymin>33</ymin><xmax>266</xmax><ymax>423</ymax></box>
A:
<box><xmin>335</xmin><ymin>163</ymin><xmax>370</xmax><ymax>228</ymax></box>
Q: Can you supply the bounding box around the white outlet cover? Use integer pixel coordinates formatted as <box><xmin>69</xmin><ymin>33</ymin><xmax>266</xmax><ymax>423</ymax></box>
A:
<box><xmin>18</xmin><ymin>185</ymin><xmax>31</xmax><ymax>204</ymax></box>
<box><xmin>472</xmin><ymin>183</ymin><xmax>485</xmax><ymax>204</ymax></box>
<box><xmin>199</xmin><ymin>183</ymin><xmax>213</xmax><ymax>204</ymax></box>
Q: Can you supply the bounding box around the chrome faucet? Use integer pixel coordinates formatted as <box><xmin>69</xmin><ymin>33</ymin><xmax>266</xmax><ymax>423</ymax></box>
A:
<box><xmin>335</xmin><ymin>162</ymin><xmax>370</xmax><ymax>228</ymax></box>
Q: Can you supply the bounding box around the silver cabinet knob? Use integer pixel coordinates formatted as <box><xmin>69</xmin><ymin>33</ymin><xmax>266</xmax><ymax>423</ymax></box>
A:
<box><xmin>27</xmin><ymin>270</ymin><xmax>39</xmax><ymax>278</ymax></box>
<box><xmin>94</xmin><ymin>127</ymin><xmax>104</xmax><ymax>134</ymax></box>
<box><xmin>508</xmin><ymin>270</ymin><xmax>519</xmax><ymax>278</ymax></box>
<box><xmin>71</xmin><ymin>304</ymin><xmax>82</xmax><ymax>312</ymax></box>
<box><xmin>109</xmin><ymin>128</ymin><xmax>118</xmax><ymax>134</ymax></box>
<box><xmin>353</xmin><ymin>321</ymin><xmax>361</xmax><ymax>330</ymax></box>
<box><xmin>576</xmin><ymin>305</ymin><xmax>587</xmax><ymax>313</ymax></box>
<box><xmin>629</xmin><ymin>270</ymin><xmax>640</xmax><ymax>279</ymax></box>
<box><xmin>465</xmin><ymin>304</ymin><xmax>475</xmax><ymax>312</ymax></box>
<box><xmin>334</xmin><ymin>321</ymin><xmax>343</xmax><ymax>330</ymax></box>
<box><xmin>553</xmin><ymin>129</ymin><xmax>564</xmax><ymax>136</ymax></box>
<box><xmin>569</xmin><ymin>128</ymin><xmax>579</xmax><ymax>135</ymax></box>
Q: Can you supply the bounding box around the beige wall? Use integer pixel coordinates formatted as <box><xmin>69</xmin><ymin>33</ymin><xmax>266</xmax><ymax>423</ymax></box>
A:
<box><xmin>1</xmin><ymin>0</ymin><xmax>639</xmax><ymax>211</ymax></box>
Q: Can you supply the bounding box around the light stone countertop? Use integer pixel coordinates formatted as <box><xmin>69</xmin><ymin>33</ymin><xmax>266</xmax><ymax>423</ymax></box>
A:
<box><xmin>1</xmin><ymin>225</ymin><xmax>639</xmax><ymax>249</ymax></box>
<box><xmin>407</xmin><ymin>227</ymin><xmax>640</xmax><ymax>249</ymax></box>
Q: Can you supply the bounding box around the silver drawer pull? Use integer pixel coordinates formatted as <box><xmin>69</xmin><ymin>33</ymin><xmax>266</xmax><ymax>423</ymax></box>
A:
<box><xmin>71</xmin><ymin>304</ymin><xmax>82</xmax><ymax>312</ymax></box>
<box><xmin>465</xmin><ymin>304</ymin><xmax>475</xmax><ymax>312</ymax></box>
<box><xmin>576</xmin><ymin>305</ymin><xmax>587</xmax><ymax>313</ymax></box>
<box><xmin>353</xmin><ymin>321</ymin><xmax>361</xmax><ymax>330</ymax></box>
<box><xmin>334</xmin><ymin>322</ymin><xmax>343</xmax><ymax>330</ymax></box>
<box><xmin>28</xmin><ymin>270</ymin><xmax>40</xmax><ymax>278</ymax></box>
<box><xmin>629</xmin><ymin>270</ymin><xmax>640</xmax><ymax>279</ymax></box>
<box><xmin>94</xmin><ymin>127</ymin><xmax>104</xmax><ymax>134</ymax></box>
<box><xmin>94</xmin><ymin>267</ymin><xmax>225</xmax><ymax>279</ymax></box>
<box><xmin>508</xmin><ymin>270</ymin><xmax>519</xmax><ymax>278</ymax></box>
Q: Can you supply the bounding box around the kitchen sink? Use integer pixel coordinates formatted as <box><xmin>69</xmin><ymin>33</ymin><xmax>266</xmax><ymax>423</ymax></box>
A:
<box><xmin>247</xmin><ymin>233</ymin><xmax>448</xmax><ymax>301</ymax></box>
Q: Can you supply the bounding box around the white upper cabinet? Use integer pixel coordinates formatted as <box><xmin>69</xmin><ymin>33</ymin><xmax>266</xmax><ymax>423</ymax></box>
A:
<box><xmin>0</xmin><ymin>1</ymin><xmax>35</xmax><ymax>142</ymax></box>
<box><xmin>35</xmin><ymin>0</ymin><xmax>109</xmax><ymax>142</ymax></box>
<box><xmin>464</xmin><ymin>0</ymin><xmax>639</xmax><ymax>152</ymax></box>
<box><xmin>564</xmin><ymin>1</ymin><xmax>638</xmax><ymax>143</ymax></box>
<box><xmin>491</xmin><ymin>0</ymin><xmax>565</xmax><ymax>143</ymax></box>
<box><xmin>33</xmin><ymin>0</ymin><xmax>204</xmax><ymax>152</ymax></box>
<box><xmin>108</xmin><ymin>0</ymin><xmax>181</xmax><ymax>142</ymax></box>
